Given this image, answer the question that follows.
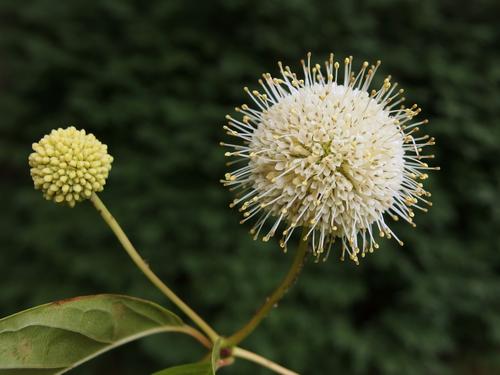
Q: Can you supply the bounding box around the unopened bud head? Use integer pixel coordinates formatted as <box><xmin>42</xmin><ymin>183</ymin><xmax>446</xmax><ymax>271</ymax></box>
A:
<box><xmin>29</xmin><ymin>127</ymin><xmax>113</xmax><ymax>207</ymax></box>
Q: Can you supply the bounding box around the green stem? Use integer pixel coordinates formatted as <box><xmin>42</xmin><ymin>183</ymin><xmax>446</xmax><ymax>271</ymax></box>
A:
<box><xmin>226</xmin><ymin>227</ymin><xmax>309</xmax><ymax>346</ymax></box>
<box><xmin>233</xmin><ymin>347</ymin><xmax>300</xmax><ymax>375</ymax></box>
<box><xmin>178</xmin><ymin>326</ymin><xmax>212</xmax><ymax>349</ymax></box>
<box><xmin>90</xmin><ymin>193</ymin><xmax>219</xmax><ymax>343</ymax></box>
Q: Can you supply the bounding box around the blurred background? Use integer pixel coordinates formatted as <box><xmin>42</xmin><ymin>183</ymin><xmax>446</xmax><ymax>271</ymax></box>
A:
<box><xmin>1</xmin><ymin>0</ymin><xmax>500</xmax><ymax>374</ymax></box>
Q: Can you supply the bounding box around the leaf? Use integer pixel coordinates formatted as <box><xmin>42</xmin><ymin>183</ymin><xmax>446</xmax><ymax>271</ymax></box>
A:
<box><xmin>0</xmin><ymin>294</ymin><xmax>187</xmax><ymax>374</ymax></box>
<box><xmin>152</xmin><ymin>337</ymin><xmax>223</xmax><ymax>375</ymax></box>
<box><xmin>210</xmin><ymin>338</ymin><xmax>222</xmax><ymax>373</ymax></box>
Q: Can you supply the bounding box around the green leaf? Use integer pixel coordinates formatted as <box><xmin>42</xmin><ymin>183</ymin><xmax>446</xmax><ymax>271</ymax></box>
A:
<box><xmin>152</xmin><ymin>338</ymin><xmax>223</xmax><ymax>375</ymax></box>
<box><xmin>0</xmin><ymin>294</ymin><xmax>187</xmax><ymax>374</ymax></box>
<box><xmin>210</xmin><ymin>338</ymin><xmax>222</xmax><ymax>373</ymax></box>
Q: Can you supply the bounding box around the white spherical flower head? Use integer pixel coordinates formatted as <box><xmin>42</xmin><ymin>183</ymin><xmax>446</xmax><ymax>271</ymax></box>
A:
<box><xmin>222</xmin><ymin>54</ymin><xmax>437</xmax><ymax>264</ymax></box>
<box><xmin>29</xmin><ymin>127</ymin><xmax>113</xmax><ymax>207</ymax></box>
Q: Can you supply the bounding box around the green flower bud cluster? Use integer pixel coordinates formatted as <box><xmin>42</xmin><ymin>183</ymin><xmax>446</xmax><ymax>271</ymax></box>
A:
<box><xmin>29</xmin><ymin>127</ymin><xmax>113</xmax><ymax>207</ymax></box>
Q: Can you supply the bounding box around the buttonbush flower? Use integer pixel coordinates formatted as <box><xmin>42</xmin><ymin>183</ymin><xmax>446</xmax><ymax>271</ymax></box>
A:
<box><xmin>222</xmin><ymin>54</ymin><xmax>436</xmax><ymax>263</ymax></box>
<box><xmin>29</xmin><ymin>127</ymin><xmax>113</xmax><ymax>207</ymax></box>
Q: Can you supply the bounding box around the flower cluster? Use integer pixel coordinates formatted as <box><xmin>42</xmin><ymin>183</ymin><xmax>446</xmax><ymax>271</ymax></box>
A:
<box><xmin>29</xmin><ymin>127</ymin><xmax>113</xmax><ymax>207</ymax></box>
<box><xmin>222</xmin><ymin>53</ymin><xmax>436</xmax><ymax>264</ymax></box>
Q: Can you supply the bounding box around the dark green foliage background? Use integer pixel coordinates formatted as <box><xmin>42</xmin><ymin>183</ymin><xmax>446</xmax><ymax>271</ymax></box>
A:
<box><xmin>1</xmin><ymin>0</ymin><xmax>499</xmax><ymax>374</ymax></box>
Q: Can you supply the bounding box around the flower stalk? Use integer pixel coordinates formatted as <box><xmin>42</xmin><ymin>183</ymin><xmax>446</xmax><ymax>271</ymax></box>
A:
<box><xmin>226</xmin><ymin>227</ymin><xmax>309</xmax><ymax>346</ymax></box>
<box><xmin>90</xmin><ymin>193</ymin><xmax>219</xmax><ymax>343</ymax></box>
